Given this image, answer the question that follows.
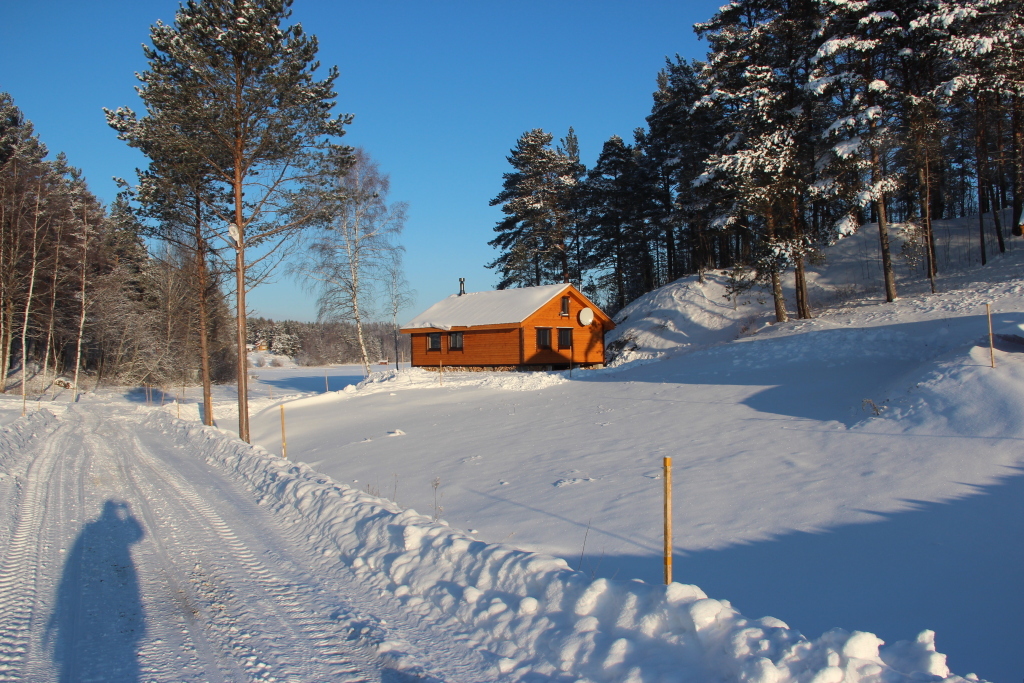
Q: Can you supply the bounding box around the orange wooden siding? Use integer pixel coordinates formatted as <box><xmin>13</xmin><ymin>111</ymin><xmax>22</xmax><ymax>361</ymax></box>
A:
<box><xmin>522</xmin><ymin>290</ymin><xmax>608</xmax><ymax>365</ymax></box>
<box><xmin>409</xmin><ymin>327</ymin><xmax>521</xmax><ymax>367</ymax></box>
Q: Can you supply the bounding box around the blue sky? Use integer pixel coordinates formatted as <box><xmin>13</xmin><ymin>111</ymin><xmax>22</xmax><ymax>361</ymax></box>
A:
<box><xmin>1</xmin><ymin>0</ymin><xmax>721</xmax><ymax>322</ymax></box>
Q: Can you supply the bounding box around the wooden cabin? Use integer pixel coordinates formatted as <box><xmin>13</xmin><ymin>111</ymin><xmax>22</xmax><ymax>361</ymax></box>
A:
<box><xmin>401</xmin><ymin>283</ymin><xmax>614</xmax><ymax>370</ymax></box>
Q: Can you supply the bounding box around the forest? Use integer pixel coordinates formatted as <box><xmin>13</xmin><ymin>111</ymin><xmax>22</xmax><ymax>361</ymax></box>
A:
<box><xmin>489</xmin><ymin>0</ymin><xmax>1024</xmax><ymax>321</ymax></box>
<box><xmin>1</xmin><ymin>1</ymin><xmax>412</xmax><ymax>440</ymax></box>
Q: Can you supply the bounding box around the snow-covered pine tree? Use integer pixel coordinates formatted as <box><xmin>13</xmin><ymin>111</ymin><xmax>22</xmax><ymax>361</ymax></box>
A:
<box><xmin>811</xmin><ymin>0</ymin><xmax>911</xmax><ymax>302</ymax></box>
<box><xmin>488</xmin><ymin>129</ymin><xmax>581</xmax><ymax>288</ymax></box>
<box><xmin>916</xmin><ymin>0</ymin><xmax>1024</xmax><ymax>246</ymax></box>
<box><xmin>695</xmin><ymin>0</ymin><xmax>828</xmax><ymax>321</ymax></box>
<box><xmin>107</xmin><ymin>0</ymin><xmax>351</xmax><ymax>442</ymax></box>
<box><xmin>643</xmin><ymin>57</ymin><xmax>724</xmax><ymax>278</ymax></box>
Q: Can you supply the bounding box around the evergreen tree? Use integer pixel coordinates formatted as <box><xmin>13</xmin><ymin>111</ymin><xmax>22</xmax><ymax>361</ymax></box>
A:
<box><xmin>488</xmin><ymin>129</ymin><xmax>581</xmax><ymax>288</ymax></box>
<box><xmin>107</xmin><ymin>0</ymin><xmax>351</xmax><ymax>442</ymax></box>
<box><xmin>696</xmin><ymin>0</ymin><xmax>827</xmax><ymax>321</ymax></box>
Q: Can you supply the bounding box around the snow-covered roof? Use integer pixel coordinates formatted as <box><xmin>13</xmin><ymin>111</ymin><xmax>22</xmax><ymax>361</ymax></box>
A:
<box><xmin>402</xmin><ymin>283</ymin><xmax>572</xmax><ymax>330</ymax></box>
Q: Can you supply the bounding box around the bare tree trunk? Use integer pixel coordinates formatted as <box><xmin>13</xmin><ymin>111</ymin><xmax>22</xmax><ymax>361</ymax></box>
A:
<box><xmin>870</xmin><ymin>146</ymin><xmax>898</xmax><ymax>302</ymax></box>
<box><xmin>767</xmin><ymin>216</ymin><xmax>788</xmax><ymax>323</ymax></box>
<box><xmin>792</xmin><ymin>198</ymin><xmax>811</xmax><ymax>319</ymax></box>
<box><xmin>0</xmin><ymin>300</ymin><xmax>12</xmax><ymax>393</ymax></box>
<box><xmin>924</xmin><ymin>150</ymin><xmax>937</xmax><ymax>293</ymax></box>
<box><xmin>234</xmin><ymin>239</ymin><xmax>249</xmax><ymax>441</ymax></box>
<box><xmin>989</xmin><ymin>184</ymin><xmax>1006</xmax><ymax>254</ymax></box>
<box><xmin>195</xmin><ymin>230</ymin><xmax>214</xmax><ymax>426</ymax></box>
<box><xmin>1012</xmin><ymin>94</ymin><xmax>1023</xmax><ymax>235</ymax></box>
<box><xmin>977</xmin><ymin>94</ymin><xmax>989</xmax><ymax>266</ymax></box>
<box><xmin>40</xmin><ymin>222</ymin><xmax>62</xmax><ymax>395</ymax></box>
<box><xmin>20</xmin><ymin>188</ymin><xmax>42</xmax><ymax>415</ymax></box>
<box><xmin>72</xmin><ymin>217</ymin><xmax>88</xmax><ymax>401</ymax></box>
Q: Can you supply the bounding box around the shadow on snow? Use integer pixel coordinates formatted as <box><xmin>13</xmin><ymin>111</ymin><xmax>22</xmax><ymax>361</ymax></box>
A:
<box><xmin>47</xmin><ymin>499</ymin><xmax>145</xmax><ymax>683</ymax></box>
<box><xmin>568</xmin><ymin>467</ymin><xmax>1024</xmax><ymax>683</ymax></box>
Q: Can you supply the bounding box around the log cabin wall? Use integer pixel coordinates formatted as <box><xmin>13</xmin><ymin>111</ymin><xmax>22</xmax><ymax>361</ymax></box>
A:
<box><xmin>409</xmin><ymin>325</ymin><xmax>521</xmax><ymax>367</ymax></box>
<box><xmin>522</xmin><ymin>289</ymin><xmax>608</xmax><ymax>366</ymax></box>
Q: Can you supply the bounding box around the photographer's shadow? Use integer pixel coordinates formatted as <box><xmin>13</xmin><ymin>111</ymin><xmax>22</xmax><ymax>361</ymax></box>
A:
<box><xmin>48</xmin><ymin>500</ymin><xmax>145</xmax><ymax>683</ymax></box>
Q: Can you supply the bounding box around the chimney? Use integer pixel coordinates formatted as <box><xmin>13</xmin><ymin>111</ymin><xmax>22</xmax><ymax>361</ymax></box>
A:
<box><xmin>459</xmin><ymin>278</ymin><xmax>466</xmax><ymax>296</ymax></box>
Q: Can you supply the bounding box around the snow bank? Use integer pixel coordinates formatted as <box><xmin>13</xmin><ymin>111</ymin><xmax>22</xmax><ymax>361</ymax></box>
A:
<box><xmin>152</xmin><ymin>412</ymin><xmax>978</xmax><ymax>682</ymax></box>
<box><xmin>605</xmin><ymin>273</ymin><xmax>776</xmax><ymax>364</ymax></box>
<box><xmin>0</xmin><ymin>410</ymin><xmax>59</xmax><ymax>472</ymax></box>
<box><xmin>274</xmin><ymin>367</ymin><xmax>568</xmax><ymax>413</ymax></box>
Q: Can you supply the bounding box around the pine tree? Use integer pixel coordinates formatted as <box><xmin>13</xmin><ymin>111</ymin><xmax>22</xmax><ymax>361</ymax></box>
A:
<box><xmin>488</xmin><ymin>129</ymin><xmax>581</xmax><ymax>288</ymax></box>
<box><xmin>696</xmin><ymin>0</ymin><xmax>827</xmax><ymax>321</ymax></box>
<box><xmin>107</xmin><ymin>0</ymin><xmax>351</xmax><ymax>442</ymax></box>
<box><xmin>582</xmin><ymin>135</ymin><xmax>656</xmax><ymax>312</ymax></box>
<box><xmin>643</xmin><ymin>58</ymin><xmax>723</xmax><ymax>278</ymax></box>
<box><xmin>811</xmin><ymin>0</ymin><xmax>912</xmax><ymax>302</ymax></box>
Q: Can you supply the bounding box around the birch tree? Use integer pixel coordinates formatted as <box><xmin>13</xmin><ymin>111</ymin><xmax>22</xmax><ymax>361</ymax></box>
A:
<box><xmin>297</xmin><ymin>149</ymin><xmax>407</xmax><ymax>375</ymax></box>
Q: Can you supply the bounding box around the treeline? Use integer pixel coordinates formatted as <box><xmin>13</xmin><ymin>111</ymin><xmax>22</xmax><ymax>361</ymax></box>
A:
<box><xmin>490</xmin><ymin>0</ymin><xmax>1023</xmax><ymax>320</ymax></box>
<box><xmin>247</xmin><ymin>317</ymin><xmax>410</xmax><ymax>367</ymax></box>
<box><xmin>0</xmin><ymin>93</ymin><xmax>236</xmax><ymax>404</ymax></box>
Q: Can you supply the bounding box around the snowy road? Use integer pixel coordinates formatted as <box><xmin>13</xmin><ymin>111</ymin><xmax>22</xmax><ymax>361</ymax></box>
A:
<box><xmin>0</xmin><ymin>404</ymin><xmax>489</xmax><ymax>682</ymax></box>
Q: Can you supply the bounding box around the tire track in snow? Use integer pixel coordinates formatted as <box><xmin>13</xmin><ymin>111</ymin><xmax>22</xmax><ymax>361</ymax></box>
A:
<box><xmin>115</xmin><ymin>423</ymin><xmax>374</xmax><ymax>682</ymax></box>
<box><xmin>0</xmin><ymin>417</ymin><xmax>67</xmax><ymax>680</ymax></box>
<box><xmin>81</xmin><ymin>424</ymin><xmax>236</xmax><ymax>683</ymax></box>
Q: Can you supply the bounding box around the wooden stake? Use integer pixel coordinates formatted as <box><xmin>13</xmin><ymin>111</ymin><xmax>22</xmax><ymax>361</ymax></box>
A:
<box><xmin>569</xmin><ymin>333</ymin><xmax>574</xmax><ymax>378</ymax></box>
<box><xmin>663</xmin><ymin>455</ymin><xmax>673</xmax><ymax>585</ymax></box>
<box><xmin>987</xmin><ymin>303</ymin><xmax>996</xmax><ymax>368</ymax></box>
<box><xmin>280</xmin><ymin>404</ymin><xmax>288</xmax><ymax>459</ymax></box>
<box><xmin>177</xmin><ymin>391</ymin><xmax>181</xmax><ymax>419</ymax></box>
<box><xmin>439</xmin><ymin>356</ymin><xmax>443</xmax><ymax>386</ymax></box>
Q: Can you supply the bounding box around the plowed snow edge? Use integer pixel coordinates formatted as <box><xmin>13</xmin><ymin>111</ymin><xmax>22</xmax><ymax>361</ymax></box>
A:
<box><xmin>149</xmin><ymin>412</ymin><xmax>979</xmax><ymax>683</ymax></box>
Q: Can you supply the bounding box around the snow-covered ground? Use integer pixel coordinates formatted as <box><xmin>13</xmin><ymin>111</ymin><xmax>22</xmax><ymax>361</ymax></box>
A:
<box><xmin>0</xmin><ymin>220</ymin><xmax>1020</xmax><ymax>681</ymax></box>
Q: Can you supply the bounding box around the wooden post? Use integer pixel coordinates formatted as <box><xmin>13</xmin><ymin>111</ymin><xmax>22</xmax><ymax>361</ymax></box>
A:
<box><xmin>569</xmin><ymin>334</ymin><xmax>574</xmax><ymax>378</ymax></box>
<box><xmin>987</xmin><ymin>303</ymin><xmax>996</xmax><ymax>368</ymax></box>
<box><xmin>663</xmin><ymin>455</ymin><xmax>673</xmax><ymax>585</ymax></box>
<box><xmin>280</xmin><ymin>404</ymin><xmax>288</xmax><ymax>459</ymax></box>
<box><xmin>324</xmin><ymin>367</ymin><xmax>329</xmax><ymax>393</ymax></box>
<box><xmin>177</xmin><ymin>391</ymin><xmax>181</xmax><ymax>419</ymax></box>
<box><xmin>439</xmin><ymin>356</ymin><xmax>443</xmax><ymax>386</ymax></box>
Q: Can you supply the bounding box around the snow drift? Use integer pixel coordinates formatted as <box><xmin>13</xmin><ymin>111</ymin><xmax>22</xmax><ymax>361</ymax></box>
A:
<box><xmin>154</xmin><ymin>412</ymin><xmax>977</xmax><ymax>682</ymax></box>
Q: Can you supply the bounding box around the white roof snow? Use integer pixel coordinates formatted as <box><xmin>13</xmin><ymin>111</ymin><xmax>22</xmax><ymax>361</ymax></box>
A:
<box><xmin>403</xmin><ymin>283</ymin><xmax>571</xmax><ymax>330</ymax></box>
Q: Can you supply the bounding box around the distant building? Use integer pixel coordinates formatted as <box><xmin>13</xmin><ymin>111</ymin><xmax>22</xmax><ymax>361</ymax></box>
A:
<box><xmin>401</xmin><ymin>283</ymin><xmax>614</xmax><ymax>369</ymax></box>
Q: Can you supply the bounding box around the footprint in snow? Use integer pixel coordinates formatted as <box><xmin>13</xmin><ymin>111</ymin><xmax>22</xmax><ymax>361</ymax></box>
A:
<box><xmin>553</xmin><ymin>477</ymin><xmax>595</xmax><ymax>487</ymax></box>
<box><xmin>386</xmin><ymin>429</ymin><xmax>405</xmax><ymax>437</ymax></box>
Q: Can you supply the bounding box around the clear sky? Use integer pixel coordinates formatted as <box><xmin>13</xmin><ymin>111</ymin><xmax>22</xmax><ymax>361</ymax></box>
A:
<box><xmin>1</xmin><ymin>0</ymin><xmax>722</xmax><ymax>323</ymax></box>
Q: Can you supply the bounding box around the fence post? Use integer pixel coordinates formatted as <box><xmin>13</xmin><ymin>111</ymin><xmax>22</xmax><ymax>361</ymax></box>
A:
<box><xmin>280</xmin><ymin>404</ymin><xmax>288</xmax><ymax>459</ymax></box>
<box><xmin>664</xmin><ymin>455</ymin><xmax>673</xmax><ymax>585</ymax></box>
<box><xmin>987</xmin><ymin>303</ymin><xmax>995</xmax><ymax>368</ymax></box>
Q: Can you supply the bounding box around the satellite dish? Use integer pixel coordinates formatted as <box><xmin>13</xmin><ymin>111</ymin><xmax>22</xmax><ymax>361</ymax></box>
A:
<box><xmin>578</xmin><ymin>308</ymin><xmax>594</xmax><ymax>326</ymax></box>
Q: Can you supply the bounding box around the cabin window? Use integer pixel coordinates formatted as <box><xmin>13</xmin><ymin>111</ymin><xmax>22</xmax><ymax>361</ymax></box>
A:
<box><xmin>560</xmin><ymin>296</ymin><xmax>570</xmax><ymax>316</ymax></box>
<box><xmin>558</xmin><ymin>328</ymin><xmax>573</xmax><ymax>349</ymax></box>
<box><xmin>536</xmin><ymin>328</ymin><xmax>551</xmax><ymax>349</ymax></box>
<box><xmin>427</xmin><ymin>333</ymin><xmax>441</xmax><ymax>350</ymax></box>
<box><xmin>449</xmin><ymin>331</ymin><xmax>463</xmax><ymax>350</ymax></box>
